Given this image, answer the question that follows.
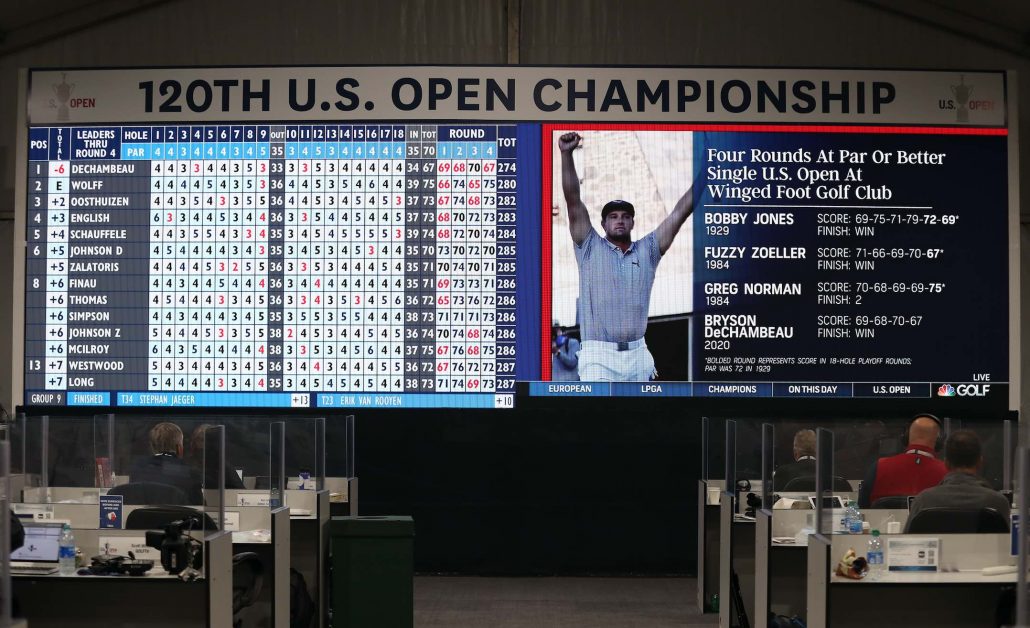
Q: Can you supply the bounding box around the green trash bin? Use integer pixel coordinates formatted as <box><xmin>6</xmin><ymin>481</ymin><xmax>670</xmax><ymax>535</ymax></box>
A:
<box><xmin>330</xmin><ymin>516</ymin><xmax>414</xmax><ymax>628</ymax></box>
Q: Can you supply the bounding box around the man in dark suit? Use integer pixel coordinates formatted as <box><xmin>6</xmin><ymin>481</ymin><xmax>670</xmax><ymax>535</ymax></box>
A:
<box><xmin>128</xmin><ymin>422</ymin><xmax>201</xmax><ymax>504</ymax></box>
<box><xmin>905</xmin><ymin>429</ymin><xmax>1009</xmax><ymax>531</ymax></box>
<box><xmin>773</xmin><ymin>429</ymin><xmax>817</xmax><ymax>491</ymax></box>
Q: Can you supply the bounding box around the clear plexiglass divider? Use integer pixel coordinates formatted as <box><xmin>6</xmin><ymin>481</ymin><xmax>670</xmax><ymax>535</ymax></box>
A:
<box><xmin>201</xmin><ymin>424</ymin><xmax>226</xmax><ymax>543</ymax></box>
<box><xmin>814</xmin><ymin>427</ymin><xmax>837</xmax><ymax>536</ymax></box>
<box><xmin>341</xmin><ymin>414</ymin><xmax>354</xmax><ymax>480</ymax></box>
<box><xmin>705</xmin><ymin>416</ymin><xmax>726</xmax><ymax>486</ymax></box>
<box><xmin>269</xmin><ymin>421</ymin><xmax>286</xmax><ymax>509</ymax></box>
<box><xmin>761</xmin><ymin>423</ymin><xmax>775</xmax><ymax>510</ymax></box>
<box><xmin>284</xmin><ymin>416</ymin><xmax>326</xmax><ymax>491</ymax></box>
<box><xmin>92</xmin><ymin>413</ymin><xmax>116</xmax><ymax>488</ymax></box>
<box><xmin>714</xmin><ymin>417</ymin><xmax>769</xmax><ymax>516</ymax></box>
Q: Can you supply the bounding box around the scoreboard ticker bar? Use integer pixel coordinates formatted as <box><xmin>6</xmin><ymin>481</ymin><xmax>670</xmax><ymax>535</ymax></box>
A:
<box><xmin>528</xmin><ymin>382</ymin><xmax>1001</xmax><ymax>399</ymax></box>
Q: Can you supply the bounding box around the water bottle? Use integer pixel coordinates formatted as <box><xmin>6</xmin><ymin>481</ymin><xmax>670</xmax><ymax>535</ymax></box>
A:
<box><xmin>58</xmin><ymin>524</ymin><xmax>76</xmax><ymax>576</ymax></box>
<box><xmin>867</xmin><ymin>529</ymin><xmax>885</xmax><ymax>580</ymax></box>
<box><xmin>848</xmin><ymin>501</ymin><xmax>863</xmax><ymax>534</ymax></box>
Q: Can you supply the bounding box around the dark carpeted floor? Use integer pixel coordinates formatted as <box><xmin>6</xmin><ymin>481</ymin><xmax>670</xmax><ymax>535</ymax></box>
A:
<box><xmin>414</xmin><ymin>576</ymin><xmax>718</xmax><ymax>628</ymax></box>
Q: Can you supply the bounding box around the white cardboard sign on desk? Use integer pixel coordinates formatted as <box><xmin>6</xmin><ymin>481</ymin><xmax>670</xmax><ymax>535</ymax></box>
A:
<box><xmin>237</xmin><ymin>492</ymin><xmax>271</xmax><ymax>507</ymax></box>
<box><xmin>887</xmin><ymin>537</ymin><xmax>939</xmax><ymax>572</ymax></box>
<box><xmin>221</xmin><ymin>511</ymin><xmax>241</xmax><ymax>532</ymax></box>
<box><xmin>99</xmin><ymin>536</ymin><xmax>159</xmax><ymax>562</ymax></box>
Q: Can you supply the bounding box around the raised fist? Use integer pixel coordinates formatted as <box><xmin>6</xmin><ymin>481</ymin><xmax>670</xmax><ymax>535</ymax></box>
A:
<box><xmin>558</xmin><ymin>132</ymin><xmax>582</xmax><ymax>153</ymax></box>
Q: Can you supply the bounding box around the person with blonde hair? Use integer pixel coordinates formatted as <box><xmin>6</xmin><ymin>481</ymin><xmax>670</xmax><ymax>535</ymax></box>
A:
<box><xmin>773</xmin><ymin>429</ymin><xmax>817</xmax><ymax>491</ymax></box>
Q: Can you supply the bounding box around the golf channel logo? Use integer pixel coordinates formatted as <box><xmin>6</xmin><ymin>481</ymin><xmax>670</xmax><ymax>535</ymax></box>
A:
<box><xmin>937</xmin><ymin>383</ymin><xmax>992</xmax><ymax>397</ymax></box>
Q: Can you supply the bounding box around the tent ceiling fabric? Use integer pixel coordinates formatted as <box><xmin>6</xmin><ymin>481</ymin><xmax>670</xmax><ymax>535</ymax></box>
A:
<box><xmin>2</xmin><ymin>0</ymin><xmax>1030</xmax><ymax>60</ymax></box>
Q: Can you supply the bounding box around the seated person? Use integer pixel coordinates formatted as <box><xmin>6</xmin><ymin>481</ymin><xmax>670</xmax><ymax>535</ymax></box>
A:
<box><xmin>128</xmin><ymin>422</ymin><xmax>202</xmax><ymax>504</ymax></box>
<box><xmin>187</xmin><ymin>423</ymin><xmax>245</xmax><ymax>490</ymax></box>
<box><xmin>905</xmin><ymin>429</ymin><xmax>1010</xmax><ymax>531</ymax></box>
<box><xmin>773</xmin><ymin>429</ymin><xmax>816</xmax><ymax>491</ymax></box>
<box><xmin>858</xmin><ymin>415</ymin><xmax>946</xmax><ymax>508</ymax></box>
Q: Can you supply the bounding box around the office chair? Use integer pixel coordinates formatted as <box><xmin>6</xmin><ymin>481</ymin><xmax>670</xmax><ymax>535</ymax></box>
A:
<box><xmin>108</xmin><ymin>481</ymin><xmax>188</xmax><ymax>505</ymax></box>
<box><xmin>782</xmin><ymin>475</ymin><xmax>853</xmax><ymax>492</ymax></box>
<box><xmin>125</xmin><ymin>505</ymin><xmax>219</xmax><ymax>531</ymax></box>
<box><xmin>871</xmin><ymin>495</ymin><xmax>911</xmax><ymax>509</ymax></box>
<box><xmin>906</xmin><ymin>507</ymin><xmax>1009</xmax><ymax>533</ymax></box>
<box><xmin>232</xmin><ymin>552</ymin><xmax>264</xmax><ymax>628</ymax></box>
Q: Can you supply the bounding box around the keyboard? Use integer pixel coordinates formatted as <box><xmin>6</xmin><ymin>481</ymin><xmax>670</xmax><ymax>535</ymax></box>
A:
<box><xmin>10</xmin><ymin>565</ymin><xmax>59</xmax><ymax>576</ymax></box>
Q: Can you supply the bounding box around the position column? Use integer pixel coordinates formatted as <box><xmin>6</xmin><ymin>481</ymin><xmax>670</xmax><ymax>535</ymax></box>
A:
<box><xmin>25</xmin><ymin>129</ymin><xmax>52</xmax><ymax>398</ymax></box>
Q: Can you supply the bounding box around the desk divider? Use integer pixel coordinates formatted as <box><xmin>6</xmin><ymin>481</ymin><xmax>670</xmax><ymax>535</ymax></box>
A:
<box><xmin>316</xmin><ymin>489</ymin><xmax>330</xmax><ymax>628</ymax></box>
<box><xmin>697</xmin><ymin>416</ymin><xmax>710</xmax><ymax>613</ymax></box>
<box><xmin>1003</xmin><ymin>420</ymin><xmax>1016</xmax><ymax>492</ymax></box>
<box><xmin>718</xmin><ymin>420</ymin><xmax>737</xmax><ymax>628</ymax></box>
<box><xmin>205</xmin><ymin>530</ymin><xmax>233</xmax><ymax>628</ymax></box>
<box><xmin>719</xmin><ymin>491</ymin><xmax>733</xmax><ymax>628</ymax></box>
<box><xmin>0</xmin><ymin>441</ymin><xmax>12</xmax><ymax>628</ymax></box>
<box><xmin>271</xmin><ymin>506</ymin><xmax>291</xmax><ymax>628</ymax></box>
<box><xmin>805</xmin><ymin>534</ymin><xmax>831</xmax><ymax>628</ymax></box>
<box><xmin>754</xmin><ymin>508</ymin><xmax>772</xmax><ymax>628</ymax></box>
<box><xmin>1017</xmin><ymin>446</ymin><xmax>1029</xmax><ymax>626</ymax></box>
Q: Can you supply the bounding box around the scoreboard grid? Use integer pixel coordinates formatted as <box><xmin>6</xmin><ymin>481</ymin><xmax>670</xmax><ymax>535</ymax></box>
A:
<box><xmin>25</xmin><ymin>123</ymin><xmax>519</xmax><ymax>408</ymax></box>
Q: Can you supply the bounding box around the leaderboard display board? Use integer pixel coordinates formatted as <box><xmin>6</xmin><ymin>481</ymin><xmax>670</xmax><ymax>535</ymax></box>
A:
<box><xmin>18</xmin><ymin>67</ymin><xmax>1016</xmax><ymax>409</ymax></box>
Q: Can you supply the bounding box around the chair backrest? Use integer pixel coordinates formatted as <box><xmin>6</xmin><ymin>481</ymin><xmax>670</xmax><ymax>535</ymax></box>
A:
<box><xmin>907</xmin><ymin>507</ymin><xmax>1009</xmax><ymax>534</ymax></box>
<box><xmin>871</xmin><ymin>495</ymin><xmax>911</xmax><ymax>509</ymax></box>
<box><xmin>124</xmin><ymin>505</ymin><xmax>219</xmax><ymax>531</ymax></box>
<box><xmin>232</xmin><ymin>551</ymin><xmax>264</xmax><ymax>615</ymax></box>
<box><xmin>108</xmin><ymin>482</ymin><xmax>188</xmax><ymax>506</ymax></box>
<box><xmin>782</xmin><ymin>475</ymin><xmax>853</xmax><ymax>492</ymax></box>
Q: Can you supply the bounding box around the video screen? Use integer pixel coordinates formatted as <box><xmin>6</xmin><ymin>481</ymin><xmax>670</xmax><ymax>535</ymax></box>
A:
<box><xmin>537</xmin><ymin>123</ymin><xmax>1009</xmax><ymax>402</ymax></box>
<box><xmin>20</xmin><ymin>67</ymin><xmax>1013</xmax><ymax>409</ymax></box>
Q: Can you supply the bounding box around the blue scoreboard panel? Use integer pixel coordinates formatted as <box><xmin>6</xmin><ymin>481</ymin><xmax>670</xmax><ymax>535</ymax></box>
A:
<box><xmin>25</xmin><ymin>124</ymin><xmax>522</xmax><ymax>408</ymax></box>
<box><xmin>19</xmin><ymin>67</ymin><xmax>1017</xmax><ymax>409</ymax></box>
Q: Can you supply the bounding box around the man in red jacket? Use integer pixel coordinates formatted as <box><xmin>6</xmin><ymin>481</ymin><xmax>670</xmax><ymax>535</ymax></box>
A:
<box><xmin>858</xmin><ymin>415</ymin><xmax>947</xmax><ymax>508</ymax></box>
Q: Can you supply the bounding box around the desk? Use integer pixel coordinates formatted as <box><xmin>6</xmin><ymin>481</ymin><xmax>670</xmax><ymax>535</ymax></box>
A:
<box><xmin>13</xmin><ymin>531</ymin><xmax>232</xmax><ymax>628</ymax></box>
<box><xmin>754</xmin><ymin>508</ymin><xmax>910</xmax><ymax>628</ymax></box>
<box><xmin>807</xmin><ymin>533</ymin><xmax>1015</xmax><ymax>628</ymax></box>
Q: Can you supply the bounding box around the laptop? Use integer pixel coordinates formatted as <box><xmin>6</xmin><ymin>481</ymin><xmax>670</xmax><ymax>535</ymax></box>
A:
<box><xmin>10</xmin><ymin>521</ymin><xmax>63</xmax><ymax>575</ymax></box>
<box><xmin>807</xmin><ymin>495</ymin><xmax>846</xmax><ymax>510</ymax></box>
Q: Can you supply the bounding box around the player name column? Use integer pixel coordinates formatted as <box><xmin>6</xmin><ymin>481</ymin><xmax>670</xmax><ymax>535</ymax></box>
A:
<box><xmin>64</xmin><ymin>128</ymin><xmax>151</xmax><ymax>402</ymax></box>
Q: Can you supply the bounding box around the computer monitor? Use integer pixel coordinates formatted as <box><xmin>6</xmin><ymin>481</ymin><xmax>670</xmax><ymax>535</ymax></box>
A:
<box><xmin>10</xmin><ymin>521</ymin><xmax>62</xmax><ymax>563</ymax></box>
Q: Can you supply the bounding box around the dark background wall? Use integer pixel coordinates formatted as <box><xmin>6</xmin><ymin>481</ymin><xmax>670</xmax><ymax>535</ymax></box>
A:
<box><xmin>347</xmin><ymin>398</ymin><xmax>1010</xmax><ymax>575</ymax></box>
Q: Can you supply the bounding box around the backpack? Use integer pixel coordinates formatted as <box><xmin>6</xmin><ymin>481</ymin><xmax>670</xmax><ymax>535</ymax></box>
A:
<box><xmin>290</xmin><ymin>567</ymin><xmax>315</xmax><ymax>628</ymax></box>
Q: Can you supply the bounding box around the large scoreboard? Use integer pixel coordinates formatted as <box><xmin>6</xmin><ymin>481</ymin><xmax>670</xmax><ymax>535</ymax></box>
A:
<box><xmin>16</xmin><ymin>67</ymin><xmax>1017</xmax><ymax>409</ymax></box>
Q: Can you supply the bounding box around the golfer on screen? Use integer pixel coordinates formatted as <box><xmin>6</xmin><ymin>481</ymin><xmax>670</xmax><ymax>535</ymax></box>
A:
<box><xmin>558</xmin><ymin>131</ymin><xmax>696</xmax><ymax>381</ymax></box>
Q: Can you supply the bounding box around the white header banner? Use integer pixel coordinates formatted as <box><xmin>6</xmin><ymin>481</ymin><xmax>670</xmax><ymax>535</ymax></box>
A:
<box><xmin>28</xmin><ymin>66</ymin><xmax>1006</xmax><ymax>126</ymax></box>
